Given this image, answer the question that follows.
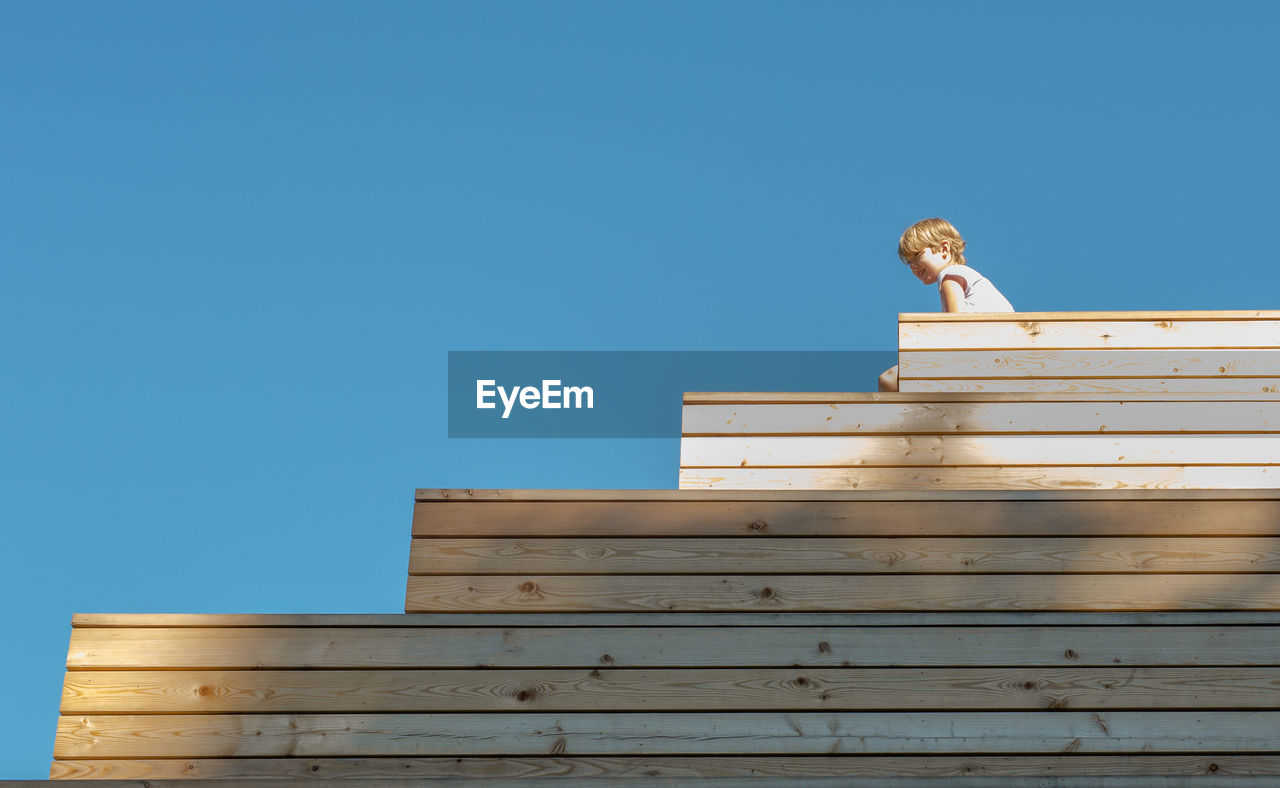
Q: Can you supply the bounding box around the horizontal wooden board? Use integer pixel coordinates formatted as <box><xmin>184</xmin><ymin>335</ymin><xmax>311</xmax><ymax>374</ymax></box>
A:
<box><xmin>60</xmin><ymin>667</ymin><xmax>1280</xmax><ymax>713</ymax></box>
<box><xmin>682</xmin><ymin>402</ymin><xmax>1280</xmax><ymax>435</ymax></box>
<box><xmin>899</xmin><ymin>320</ymin><xmax>1280</xmax><ymax>350</ymax></box>
<box><xmin>682</xmin><ymin>392</ymin><xmax>1280</xmax><ymax>404</ymax></box>
<box><xmin>45</xmin><ymin>754</ymin><xmax>1280</xmax><ymax>781</ymax></box>
<box><xmin>409</xmin><ymin>537</ymin><xmax>1280</xmax><ymax>575</ymax></box>
<box><xmin>66</xmin><ymin>626</ymin><xmax>1280</xmax><ymax>668</ymax></box>
<box><xmin>902</xmin><ymin>311</ymin><xmax>1280</xmax><ymax>322</ymax></box>
<box><xmin>69</xmin><ymin>611</ymin><xmax>1280</xmax><ymax>627</ymax></box>
<box><xmin>681</xmin><ymin>435</ymin><xmax>1280</xmax><ymax>468</ymax></box>
<box><xmin>414</xmin><ymin>487</ymin><xmax>1280</xmax><ymax>501</ymax></box>
<box><xmin>900</xmin><ymin>349</ymin><xmax>1280</xmax><ymax>379</ymax></box>
<box><xmin>900</xmin><ymin>378</ymin><xmax>1280</xmax><ymax>394</ymax></box>
<box><xmin>53</xmin><ymin>711</ymin><xmax>1280</xmax><ymax>757</ymax></box>
<box><xmin>413</xmin><ymin>499</ymin><xmax>1280</xmax><ymax>536</ymax></box>
<box><xmin>405</xmin><ymin>574</ymin><xmax>1280</xmax><ymax>613</ymax></box>
<box><xmin>678</xmin><ymin>466</ymin><xmax>1280</xmax><ymax>490</ymax></box>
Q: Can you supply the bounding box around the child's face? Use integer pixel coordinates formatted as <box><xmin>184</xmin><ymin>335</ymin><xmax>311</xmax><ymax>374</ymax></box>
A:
<box><xmin>903</xmin><ymin>243</ymin><xmax>952</xmax><ymax>285</ymax></box>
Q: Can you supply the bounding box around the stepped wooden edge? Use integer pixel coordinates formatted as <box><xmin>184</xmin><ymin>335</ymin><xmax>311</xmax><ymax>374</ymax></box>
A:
<box><xmin>416</xmin><ymin>488</ymin><xmax>1280</xmax><ymax>501</ymax></box>
<box><xmin>900</xmin><ymin>310</ymin><xmax>1280</xmax><ymax>321</ymax></box>
<box><xmin>682</xmin><ymin>392</ymin><xmax>1280</xmax><ymax>404</ymax></box>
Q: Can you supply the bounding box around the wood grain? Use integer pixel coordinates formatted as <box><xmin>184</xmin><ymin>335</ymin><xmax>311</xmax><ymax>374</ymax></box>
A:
<box><xmin>681</xmin><ymin>435</ymin><xmax>1280</xmax><ymax>468</ymax></box>
<box><xmin>413</xmin><ymin>498</ymin><xmax>1280</xmax><ymax>536</ymax></box>
<box><xmin>899</xmin><ymin>319</ymin><xmax>1280</xmax><ymax>350</ymax></box>
<box><xmin>682</xmin><ymin>401</ymin><xmax>1280</xmax><ymax>435</ymax></box>
<box><xmin>678</xmin><ymin>465</ymin><xmax>1280</xmax><ymax>490</ymax></box>
<box><xmin>405</xmin><ymin>574</ymin><xmax>1280</xmax><ymax>613</ymax></box>
<box><xmin>67</xmin><ymin>626</ymin><xmax>1280</xmax><ymax>668</ymax></box>
<box><xmin>899</xmin><ymin>377</ymin><xmax>1280</xmax><ymax>393</ymax></box>
<box><xmin>53</xmin><ymin>711</ymin><xmax>1280</xmax><ymax>757</ymax></box>
<box><xmin>60</xmin><ymin>667</ymin><xmax>1280</xmax><ymax>713</ymax></box>
<box><xmin>46</xmin><ymin>754</ymin><xmax>1280</xmax><ymax>781</ymax></box>
<box><xmin>899</xmin><ymin>349</ymin><xmax>1280</xmax><ymax>379</ymax></box>
<box><xmin>409</xmin><ymin>537</ymin><xmax>1280</xmax><ymax>574</ymax></box>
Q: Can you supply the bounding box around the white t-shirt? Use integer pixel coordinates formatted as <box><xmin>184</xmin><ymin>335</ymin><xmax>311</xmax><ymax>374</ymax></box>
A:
<box><xmin>937</xmin><ymin>264</ymin><xmax>1014</xmax><ymax>312</ymax></box>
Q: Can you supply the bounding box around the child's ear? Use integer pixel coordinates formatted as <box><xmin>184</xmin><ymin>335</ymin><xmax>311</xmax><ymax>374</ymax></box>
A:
<box><xmin>937</xmin><ymin>239</ymin><xmax>950</xmax><ymax>260</ymax></box>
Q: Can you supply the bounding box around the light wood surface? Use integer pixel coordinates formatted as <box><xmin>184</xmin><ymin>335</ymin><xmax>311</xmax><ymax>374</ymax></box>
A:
<box><xmin>60</xmin><ymin>667</ymin><xmax>1280</xmax><ymax>713</ymax></box>
<box><xmin>683</xmin><ymin>401</ymin><xmax>1280</xmax><ymax>435</ymax></box>
<box><xmin>53</xmin><ymin>711</ymin><xmax>1280</xmax><ymax>757</ymax></box>
<box><xmin>899</xmin><ymin>319</ymin><xmax>1280</xmax><ymax>350</ymax></box>
<box><xmin>678</xmin><ymin>466</ymin><xmax>1280</xmax><ymax>490</ymax></box>
<box><xmin>899</xmin><ymin>377</ymin><xmax>1280</xmax><ymax>393</ymax></box>
<box><xmin>681</xmin><ymin>435</ymin><xmax>1280</xmax><ymax>467</ymax></box>
<box><xmin>902</xmin><ymin>310</ymin><xmax>1280</xmax><ymax>322</ymax></box>
<box><xmin>45</xmin><ymin>754</ymin><xmax>1280</xmax><ymax>781</ymax></box>
<box><xmin>67</xmin><ymin>626</ymin><xmax>1280</xmax><ymax>667</ymax></box>
<box><xmin>404</xmin><ymin>574</ymin><xmax>1280</xmax><ymax>613</ymax></box>
<box><xmin>899</xmin><ymin>349</ymin><xmax>1280</xmax><ymax>378</ymax></box>
<box><xmin>409</xmin><ymin>537</ymin><xmax>1280</xmax><ymax>574</ymax></box>
<box><xmin>413</xmin><ymin>498</ymin><xmax>1280</xmax><ymax>536</ymax></box>
<box><xmin>682</xmin><ymin>391</ymin><xmax>1280</xmax><ymax>403</ymax></box>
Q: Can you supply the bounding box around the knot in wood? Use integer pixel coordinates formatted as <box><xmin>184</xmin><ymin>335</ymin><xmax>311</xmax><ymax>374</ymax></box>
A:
<box><xmin>794</xmin><ymin>676</ymin><xmax>809</xmax><ymax>687</ymax></box>
<box><xmin>1022</xmin><ymin>681</ymin><xmax>1036</xmax><ymax>690</ymax></box>
<box><xmin>515</xmin><ymin>689</ymin><xmax>534</xmax><ymax>702</ymax></box>
<box><xmin>519</xmin><ymin>581</ymin><xmax>538</xmax><ymax>593</ymax></box>
<box><xmin>818</xmin><ymin>641</ymin><xmax>832</xmax><ymax>654</ymax></box>
<box><xmin>1209</xmin><ymin>763</ymin><xmax>1219</xmax><ymax>773</ymax></box>
<box><xmin>759</xmin><ymin>586</ymin><xmax>775</xmax><ymax>599</ymax></box>
<box><xmin>748</xmin><ymin>519</ymin><xmax>768</xmax><ymax>532</ymax></box>
<box><xmin>196</xmin><ymin>685</ymin><xmax>215</xmax><ymax>698</ymax></box>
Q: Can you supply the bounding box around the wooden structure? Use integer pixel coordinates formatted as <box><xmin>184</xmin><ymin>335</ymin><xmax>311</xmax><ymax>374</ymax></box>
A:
<box><xmin>53</xmin><ymin>489</ymin><xmax>1280</xmax><ymax>783</ymax></box>
<box><xmin>50</xmin><ymin>310</ymin><xmax>1280</xmax><ymax>784</ymax></box>
<box><xmin>897</xmin><ymin>310</ymin><xmax>1280</xmax><ymax>393</ymax></box>
<box><xmin>681</xmin><ymin>311</ymin><xmax>1280</xmax><ymax>490</ymax></box>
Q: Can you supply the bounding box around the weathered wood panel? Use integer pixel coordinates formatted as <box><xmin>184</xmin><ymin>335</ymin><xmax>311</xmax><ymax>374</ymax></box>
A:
<box><xmin>678</xmin><ymin>466</ymin><xmax>1280</xmax><ymax>490</ymax></box>
<box><xmin>899</xmin><ymin>349</ymin><xmax>1280</xmax><ymax>379</ymax></box>
<box><xmin>61</xmin><ymin>667</ymin><xmax>1280</xmax><ymax>713</ymax></box>
<box><xmin>405</xmin><ymin>574</ymin><xmax>1280</xmax><ymax>613</ymax></box>
<box><xmin>54</xmin><ymin>711</ymin><xmax>1280</xmax><ymax>757</ymax></box>
<box><xmin>412</xmin><ymin>498</ymin><xmax>1280</xmax><ymax>536</ymax></box>
<box><xmin>48</xmin><ymin>754</ymin><xmax>1280</xmax><ymax>781</ymax></box>
<box><xmin>681</xmin><ymin>435</ymin><xmax>1280</xmax><ymax>467</ymax></box>
<box><xmin>67</xmin><ymin>626</ymin><xmax>1280</xmax><ymax>668</ymax></box>
<box><xmin>408</xmin><ymin>537</ymin><xmax>1280</xmax><ymax>574</ymax></box>
<box><xmin>682</xmin><ymin>401</ymin><xmax>1280</xmax><ymax>435</ymax></box>
<box><xmin>899</xmin><ymin>319</ymin><xmax>1280</xmax><ymax>350</ymax></box>
<box><xmin>899</xmin><ymin>377</ymin><xmax>1280</xmax><ymax>393</ymax></box>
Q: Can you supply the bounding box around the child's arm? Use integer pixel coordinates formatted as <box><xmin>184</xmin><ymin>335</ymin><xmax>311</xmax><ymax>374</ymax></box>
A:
<box><xmin>940</xmin><ymin>278</ymin><xmax>966</xmax><ymax>312</ymax></box>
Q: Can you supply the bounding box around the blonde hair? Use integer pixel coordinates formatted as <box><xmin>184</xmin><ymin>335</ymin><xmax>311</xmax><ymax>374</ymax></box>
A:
<box><xmin>898</xmin><ymin>217</ymin><xmax>967</xmax><ymax>267</ymax></box>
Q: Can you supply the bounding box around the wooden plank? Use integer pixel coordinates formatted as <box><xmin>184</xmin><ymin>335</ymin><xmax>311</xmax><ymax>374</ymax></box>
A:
<box><xmin>902</xmin><ymin>310</ymin><xmax>1280</xmax><ymax>322</ymax></box>
<box><xmin>68</xmin><ymin>611</ymin><xmax>1280</xmax><ymax>627</ymax></box>
<box><xmin>413</xmin><ymin>499</ymin><xmax>1280</xmax><ymax>536</ymax></box>
<box><xmin>66</xmin><ymin>626</ymin><xmax>1280</xmax><ymax>668</ymax></box>
<box><xmin>683</xmin><ymin>391</ymin><xmax>1280</xmax><ymax>403</ymax></box>
<box><xmin>409</xmin><ymin>537</ymin><xmax>1280</xmax><ymax>575</ymax></box>
<box><xmin>900</xmin><ymin>378</ymin><xmax>1280</xmax><ymax>394</ymax></box>
<box><xmin>680</xmin><ymin>435</ymin><xmax>1280</xmax><ymax>468</ymax></box>
<box><xmin>678</xmin><ymin>466</ymin><xmax>1280</xmax><ymax>490</ymax></box>
<box><xmin>47</xmin><ymin>754</ymin><xmax>1280</xmax><ymax>781</ymax></box>
<box><xmin>414</xmin><ymin>487</ymin><xmax>1280</xmax><ymax>501</ymax></box>
<box><xmin>899</xmin><ymin>349</ymin><xmax>1280</xmax><ymax>379</ymax></box>
<box><xmin>52</xmin><ymin>711</ymin><xmax>1280</xmax><ymax>757</ymax></box>
<box><xmin>898</xmin><ymin>319</ymin><xmax>1280</xmax><ymax>350</ymax></box>
<box><xmin>682</xmin><ymin>402</ymin><xmax>1280</xmax><ymax>435</ymax></box>
<box><xmin>60</xmin><ymin>667</ymin><xmax>1280</xmax><ymax>713</ymax></box>
<box><xmin>405</xmin><ymin>574</ymin><xmax>1280</xmax><ymax>613</ymax></box>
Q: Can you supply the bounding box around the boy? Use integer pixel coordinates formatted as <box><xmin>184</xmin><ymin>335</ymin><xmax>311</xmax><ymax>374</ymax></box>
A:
<box><xmin>878</xmin><ymin>218</ymin><xmax>1014</xmax><ymax>391</ymax></box>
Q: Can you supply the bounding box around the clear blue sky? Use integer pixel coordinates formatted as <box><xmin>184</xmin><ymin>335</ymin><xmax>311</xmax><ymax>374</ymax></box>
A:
<box><xmin>2</xmin><ymin>1</ymin><xmax>1276</xmax><ymax>776</ymax></box>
